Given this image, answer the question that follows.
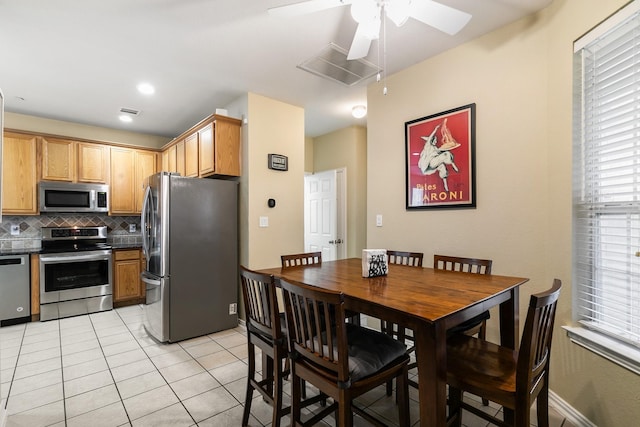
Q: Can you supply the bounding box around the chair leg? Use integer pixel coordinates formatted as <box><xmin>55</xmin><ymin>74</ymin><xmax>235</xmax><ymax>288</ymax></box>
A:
<box><xmin>272</xmin><ymin>354</ymin><xmax>284</xmax><ymax>427</ymax></box>
<box><xmin>291</xmin><ymin>368</ymin><xmax>302</xmax><ymax>426</ymax></box>
<box><xmin>396</xmin><ymin>366</ymin><xmax>410</xmax><ymax>427</ymax></box>
<box><xmin>242</xmin><ymin>342</ymin><xmax>255</xmax><ymax>427</ymax></box>
<box><xmin>264</xmin><ymin>354</ymin><xmax>274</xmax><ymax>402</ymax></box>
<box><xmin>383</xmin><ymin>321</ymin><xmax>394</xmax><ymax>396</ymax></box>
<box><xmin>338</xmin><ymin>390</ymin><xmax>353</xmax><ymax>427</ymax></box>
<box><xmin>537</xmin><ymin>382</ymin><xmax>550</xmax><ymax>427</ymax></box>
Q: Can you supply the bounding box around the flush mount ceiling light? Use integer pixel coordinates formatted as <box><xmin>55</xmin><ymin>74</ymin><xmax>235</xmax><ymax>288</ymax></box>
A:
<box><xmin>136</xmin><ymin>82</ymin><xmax>155</xmax><ymax>95</ymax></box>
<box><xmin>352</xmin><ymin>105</ymin><xmax>367</xmax><ymax>118</ymax></box>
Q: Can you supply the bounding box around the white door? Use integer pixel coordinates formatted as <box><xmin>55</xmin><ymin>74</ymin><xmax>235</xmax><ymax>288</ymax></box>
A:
<box><xmin>304</xmin><ymin>170</ymin><xmax>338</xmax><ymax>261</ymax></box>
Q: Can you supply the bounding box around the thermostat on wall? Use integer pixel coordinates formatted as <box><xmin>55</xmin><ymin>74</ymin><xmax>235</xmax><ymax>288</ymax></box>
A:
<box><xmin>268</xmin><ymin>154</ymin><xmax>288</xmax><ymax>171</ymax></box>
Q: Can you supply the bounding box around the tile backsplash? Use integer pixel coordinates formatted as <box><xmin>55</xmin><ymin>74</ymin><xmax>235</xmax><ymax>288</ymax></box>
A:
<box><xmin>0</xmin><ymin>214</ymin><xmax>142</xmax><ymax>251</ymax></box>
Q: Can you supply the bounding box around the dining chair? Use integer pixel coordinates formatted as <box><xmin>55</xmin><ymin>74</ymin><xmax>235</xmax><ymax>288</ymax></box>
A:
<box><xmin>281</xmin><ymin>251</ymin><xmax>322</xmax><ymax>268</ymax></box>
<box><xmin>434</xmin><ymin>254</ymin><xmax>493</xmax><ymax>339</ymax></box>
<box><xmin>383</xmin><ymin>250</ymin><xmax>424</xmax><ymax>395</ymax></box>
<box><xmin>282</xmin><ymin>251</ymin><xmax>362</xmax><ymax>326</ymax></box>
<box><xmin>387</xmin><ymin>250</ymin><xmax>424</xmax><ymax>267</ymax></box>
<box><xmin>239</xmin><ymin>267</ymin><xmax>321</xmax><ymax>427</ymax></box>
<box><xmin>446</xmin><ymin>279</ymin><xmax>562</xmax><ymax>427</ymax></box>
<box><xmin>279</xmin><ymin>277</ymin><xmax>411</xmax><ymax>427</ymax></box>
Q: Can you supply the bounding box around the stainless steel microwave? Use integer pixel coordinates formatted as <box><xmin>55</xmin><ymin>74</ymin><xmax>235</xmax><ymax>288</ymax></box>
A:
<box><xmin>39</xmin><ymin>182</ymin><xmax>109</xmax><ymax>213</ymax></box>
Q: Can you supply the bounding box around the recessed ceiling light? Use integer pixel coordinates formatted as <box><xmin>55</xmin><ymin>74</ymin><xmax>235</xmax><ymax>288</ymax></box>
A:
<box><xmin>137</xmin><ymin>83</ymin><xmax>155</xmax><ymax>95</ymax></box>
<box><xmin>119</xmin><ymin>115</ymin><xmax>133</xmax><ymax>123</ymax></box>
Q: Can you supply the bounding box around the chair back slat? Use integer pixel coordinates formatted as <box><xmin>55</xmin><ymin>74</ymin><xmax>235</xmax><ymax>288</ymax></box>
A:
<box><xmin>517</xmin><ymin>279</ymin><xmax>561</xmax><ymax>394</ymax></box>
<box><xmin>279</xmin><ymin>278</ymin><xmax>349</xmax><ymax>381</ymax></box>
<box><xmin>434</xmin><ymin>254</ymin><xmax>492</xmax><ymax>275</ymax></box>
<box><xmin>387</xmin><ymin>250</ymin><xmax>424</xmax><ymax>267</ymax></box>
<box><xmin>239</xmin><ymin>266</ymin><xmax>281</xmax><ymax>341</ymax></box>
<box><xmin>281</xmin><ymin>252</ymin><xmax>322</xmax><ymax>268</ymax></box>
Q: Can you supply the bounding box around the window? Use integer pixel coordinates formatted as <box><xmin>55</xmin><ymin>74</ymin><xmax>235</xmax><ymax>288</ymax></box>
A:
<box><xmin>571</xmin><ymin>1</ymin><xmax>640</xmax><ymax>369</ymax></box>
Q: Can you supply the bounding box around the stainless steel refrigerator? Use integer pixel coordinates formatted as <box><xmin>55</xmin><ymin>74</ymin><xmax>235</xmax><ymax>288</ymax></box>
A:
<box><xmin>141</xmin><ymin>172</ymin><xmax>238</xmax><ymax>343</ymax></box>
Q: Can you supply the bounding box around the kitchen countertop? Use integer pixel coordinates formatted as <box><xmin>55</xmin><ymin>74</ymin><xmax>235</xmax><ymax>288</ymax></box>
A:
<box><xmin>0</xmin><ymin>248</ymin><xmax>40</xmax><ymax>256</ymax></box>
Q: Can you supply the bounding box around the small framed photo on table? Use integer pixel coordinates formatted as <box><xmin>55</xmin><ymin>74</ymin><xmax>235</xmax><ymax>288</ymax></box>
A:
<box><xmin>405</xmin><ymin>103</ymin><xmax>476</xmax><ymax>210</ymax></box>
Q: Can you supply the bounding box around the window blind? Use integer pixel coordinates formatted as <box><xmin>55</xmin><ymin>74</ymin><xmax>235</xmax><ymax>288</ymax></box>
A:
<box><xmin>573</xmin><ymin>5</ymin><xmax>640</xmax><ymax>348</ymax></box>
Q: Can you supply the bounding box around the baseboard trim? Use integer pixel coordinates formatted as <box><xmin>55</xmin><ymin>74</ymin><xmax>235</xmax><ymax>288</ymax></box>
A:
<box><xmin>549</xmin><ymin>390</ymin><xmax>596</xmax><ymax>427</ymax></box>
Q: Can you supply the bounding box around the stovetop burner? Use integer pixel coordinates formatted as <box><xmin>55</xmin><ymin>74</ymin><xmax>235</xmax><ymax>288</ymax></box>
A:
<box><xmin>41</xmin><ymin>226</ymin><xmax>111</xmax><ymax>254</ymax></box>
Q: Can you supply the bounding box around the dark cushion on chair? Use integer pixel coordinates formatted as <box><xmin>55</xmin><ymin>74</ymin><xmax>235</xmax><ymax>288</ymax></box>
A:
<box><xmin>345</xmin><ymin>324</ymin><xmax>407</xmax><ymax>382</ymax></box>
<box><xmin>447</xmin><ymin>310</ymin><xmax>490</xmax><ymax>336</ymax></box>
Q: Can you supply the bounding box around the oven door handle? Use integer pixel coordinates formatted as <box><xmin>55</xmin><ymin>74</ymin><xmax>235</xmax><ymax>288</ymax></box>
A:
<box><xmin>40</xmin><ymin>253</ymin><xmax>111</xmax><ymax>263</ymax></box>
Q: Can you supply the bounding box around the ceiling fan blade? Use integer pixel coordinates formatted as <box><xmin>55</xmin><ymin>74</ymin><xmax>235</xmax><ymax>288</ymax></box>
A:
<box><xmin>268</xmin><ymin>0</ymin><xmax>353</xmax><ymax>17</ymax></box>
<box><xmin>409</xmin><ymin>0</ymin><xmax>472</xmax><ymax>35</ymax></box>
<box><xmin>347</xmin><ymin>24</ymin><xmax>373</xmax><ymax>60</ymax></box>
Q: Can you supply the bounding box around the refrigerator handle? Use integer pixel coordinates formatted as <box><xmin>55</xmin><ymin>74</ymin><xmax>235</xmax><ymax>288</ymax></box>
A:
<box><xmin>140</xmin><ymin>271</ymin><xmax>161</xmax><ymax>286</ymax></box>
<box><xmin>141</xmin><ymin>184</ymin><xmax>151</xmax><ymax>261</ymax></box>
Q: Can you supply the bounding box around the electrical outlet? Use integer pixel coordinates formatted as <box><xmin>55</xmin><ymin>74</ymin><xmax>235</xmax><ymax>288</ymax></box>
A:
<box><xmin>229</xmin><ymin>303</ymin><xmax>237</xmax><ymax>315</ymax></box>
<box><xmin>129</xmin><ymin>224</ymin><xmax>136</xmax><ymax>233</ymax></box>
<box><xmin>259</xmin><ymin>216</ymin><xmax>269</xmax><ymax>227</ymax></box>
<box><xmin>10</xmin><ymin>224</ymin><xmax>20</xmax><ymax>236</ymax></box>
<box><xmin>376</xmin><ymin>214</ymin><xmax>383</xmax><ymax>227</ymax></box>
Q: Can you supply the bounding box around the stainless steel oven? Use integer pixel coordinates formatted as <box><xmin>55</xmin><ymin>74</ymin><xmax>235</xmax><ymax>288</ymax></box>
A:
<box><xmin>39</xmin><ymin>226</ymin><xmax>113</xmax><ymax>321</ymax></box>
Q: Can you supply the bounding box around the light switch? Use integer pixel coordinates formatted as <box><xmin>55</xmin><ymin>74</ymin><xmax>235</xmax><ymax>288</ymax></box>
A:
<box><xmin>259</xmin><ymin>216</ymin><xmax>269</xmax><ymax>227</ymax></box>
<box><xmin>376</xmin><ymin>214</ymin><xmax>383</xmax><ymax>227</ymax></box>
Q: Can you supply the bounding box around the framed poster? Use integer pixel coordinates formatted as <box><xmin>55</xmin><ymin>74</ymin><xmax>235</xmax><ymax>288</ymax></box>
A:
<box><xmin>405</xmin><ymin>103</ymin><xmax>476</xmax><ymax>210</ymax></box>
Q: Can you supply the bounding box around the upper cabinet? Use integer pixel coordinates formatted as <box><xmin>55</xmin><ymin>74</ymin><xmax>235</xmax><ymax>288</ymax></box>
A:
<box><xmin>41</xmin><ymin>137</ymin><xmax>75</xmax><ymax>181</ymax></box>
<box><xmin>41</xmin><ymin>137</ymin><xmax>109</xmax><ymax>184</ymax></box>
<box><xmin>2</xmin><ymin>132</ymin><xmax>38</xmax><ymax>214</ymax></box>
<box><xmin>110</xmin><ymin>146</ymin><xmax>157</xmax><ymax>215</ymax></box>
<box><xmin>160</xmin><ymin>114</ymin><xmax>241</xmax><ymax>178</ymax></box>
<box><xmin>77</xmin><ymin>142</ymin><xmax>110</xmax><ymax>183</ymax></box>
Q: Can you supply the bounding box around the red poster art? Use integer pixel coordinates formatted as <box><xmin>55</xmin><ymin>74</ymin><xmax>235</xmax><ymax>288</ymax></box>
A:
<box><xmin>405</xmin><ymin>104</ymin><xmax>476</xmax><ymax>210</ymax></box>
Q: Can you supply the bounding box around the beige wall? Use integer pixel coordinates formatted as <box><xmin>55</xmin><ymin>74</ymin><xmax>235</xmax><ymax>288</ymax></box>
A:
<box><xmin>238</xmin><ymin>92</ymin><xmax>305</xmax><ymax>270</ymax></box>
<box><xmin>304</xmin><ymin>136</ymin><xmax>314</xmax><ymax>173</ymax></box>
<box><xmin>366</xmin><ymin>0</ymin><xmax>637</xmax><ymax>425</ymax></box>
<box><xmin>313</xmin><ymin>125</ymin><xmax>367</xmax><ymax>258</ymax></box>
<box><xmin>4</xmin><ymin>112</ymin><xmax>170</xmax><ymax>148</ymax></box>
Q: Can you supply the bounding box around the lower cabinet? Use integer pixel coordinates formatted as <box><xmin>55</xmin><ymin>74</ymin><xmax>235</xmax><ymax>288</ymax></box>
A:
<box><xmin>113</xmin><ymin>249</ymin><xmax>145</xmax><ymax>307</ymax></box>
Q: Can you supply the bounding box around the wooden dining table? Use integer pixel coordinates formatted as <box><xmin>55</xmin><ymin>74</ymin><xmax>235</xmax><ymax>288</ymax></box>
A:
<box><xmin>258</xmin><ymin>257</ymin><xmax>529</xmax><ymax>427</ymax></box>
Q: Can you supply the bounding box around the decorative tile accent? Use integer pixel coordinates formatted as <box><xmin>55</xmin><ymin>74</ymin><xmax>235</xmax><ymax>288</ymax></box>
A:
<box><xmin>0</xmin><ymin>214</ymin><xmax>142</xmax><ymax>250</ymax></box>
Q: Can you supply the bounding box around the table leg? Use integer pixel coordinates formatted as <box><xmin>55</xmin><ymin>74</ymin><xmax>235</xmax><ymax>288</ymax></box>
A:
<box><xmin>414</xmin><ymin>321</ymin><xmax>447</xmax><ymax>427</ymax></box>
<box><xmin>498</xmin><ymin>287</ymin><xmax>520</xmax><ymax>350</ymax></box>
<box><xmin>499</xmin><ymin>287</ymin><xmax>520</xmax><ymax>423</ymax></box>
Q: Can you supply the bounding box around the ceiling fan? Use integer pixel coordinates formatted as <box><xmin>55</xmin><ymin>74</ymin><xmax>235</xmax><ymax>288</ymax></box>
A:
<box><xmin>268</xmin><ymin>0</ymin><xmax>472</xmax><ymax>60</ymax></box>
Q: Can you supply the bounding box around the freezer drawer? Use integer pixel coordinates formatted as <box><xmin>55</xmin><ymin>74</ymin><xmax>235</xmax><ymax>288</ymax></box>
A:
<box><xmin>0</xmin><ymin>254</ymin><xmax>31</xmax><ymax>326</ymax></box>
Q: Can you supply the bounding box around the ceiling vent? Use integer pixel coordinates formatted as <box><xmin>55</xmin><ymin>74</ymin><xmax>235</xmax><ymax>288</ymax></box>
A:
<box><xmin>297</xmin><ymin>43</ymin><xmax>380</xmax><ymax>86</ymax></box>
<box><xmin>119</xmin><ymin>107</ymin><xmax>141</xmax><ymax>116</ymax></box>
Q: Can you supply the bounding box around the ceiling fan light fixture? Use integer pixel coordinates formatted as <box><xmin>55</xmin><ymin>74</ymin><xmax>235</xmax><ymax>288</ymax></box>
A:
<box><xmin>351</xmin><ymin>0</ymin><xmax>379</xmax><ymax>25</ymax></box>
<box><xmin>386</xmin><ymin>0</ymin><xmax>412</xmax><ymax>27</ymax></box>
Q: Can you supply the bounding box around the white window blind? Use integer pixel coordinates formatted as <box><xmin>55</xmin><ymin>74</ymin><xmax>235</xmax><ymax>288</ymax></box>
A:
<box><xmin>573</xmin><ymin>3</ymin><xmax>640</xmax><ymax>348</ymax></box>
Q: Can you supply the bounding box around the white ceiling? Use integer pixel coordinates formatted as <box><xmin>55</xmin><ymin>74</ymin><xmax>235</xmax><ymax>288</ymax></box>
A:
<box><xmin>0</xmin><ymin>0</ymin><xmax>551</xmax><ymax>138</ymax></box>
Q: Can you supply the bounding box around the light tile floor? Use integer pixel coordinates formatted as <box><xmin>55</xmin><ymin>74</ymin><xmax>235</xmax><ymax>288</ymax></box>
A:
<box><xmin>0</xmin><ymin>306</ymin><xmax>574</xmax><ymax>427</ymax></box>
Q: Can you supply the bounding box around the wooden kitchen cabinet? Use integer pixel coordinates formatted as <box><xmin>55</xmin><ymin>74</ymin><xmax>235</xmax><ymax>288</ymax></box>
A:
<box><xmin>42</xmin><ymin>138</ymin><xmax>109</xmax><ymax>184</ymax></box>
<box><xmin>77</xmin><ymin>142</ymin><xmax>109</xmax><ymax>183</ymax></box>
<box><xmin>198</xmin><ymin>116</ymin><xmax>241</xmax><ymax>177</ymax></box>
<box><xmin>135</xmin><ymin>150</ymin><xmax>157</xmax><ymax>212</ymax></box>
<box><xmin>113</xmin><ymin>249</ymin><xmax>144</xmax><ymax>306</ymax></box>
<box><xmin>41</xmin><ymin>137</ymin><xmax>75</xmax><ymax>181</ymax></box>
<box><xmin>2</xmin><ymin>132</ymin><xmax>38</xmax><ymax>215</ymax></box>
<box><xmin>110</xmin><ymin>147</ymin><xmax>157</xmax><ymax>215</ymax></box>
<box><xmin>159</xmin><ymin>113</ymin><xmax>241</xmax><ymax>178</ymax></box>
<box><xmin>184</xmin><ymin>133</ymin><xmax>198</xmax><ymax>177</ymax></box>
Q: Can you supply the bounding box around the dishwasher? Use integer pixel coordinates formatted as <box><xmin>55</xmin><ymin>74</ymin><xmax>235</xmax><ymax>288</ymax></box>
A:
<box><xmin>0</xmin><ymin>254</ymin><xmax>31</xmax><ymax>326</ymax></box>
